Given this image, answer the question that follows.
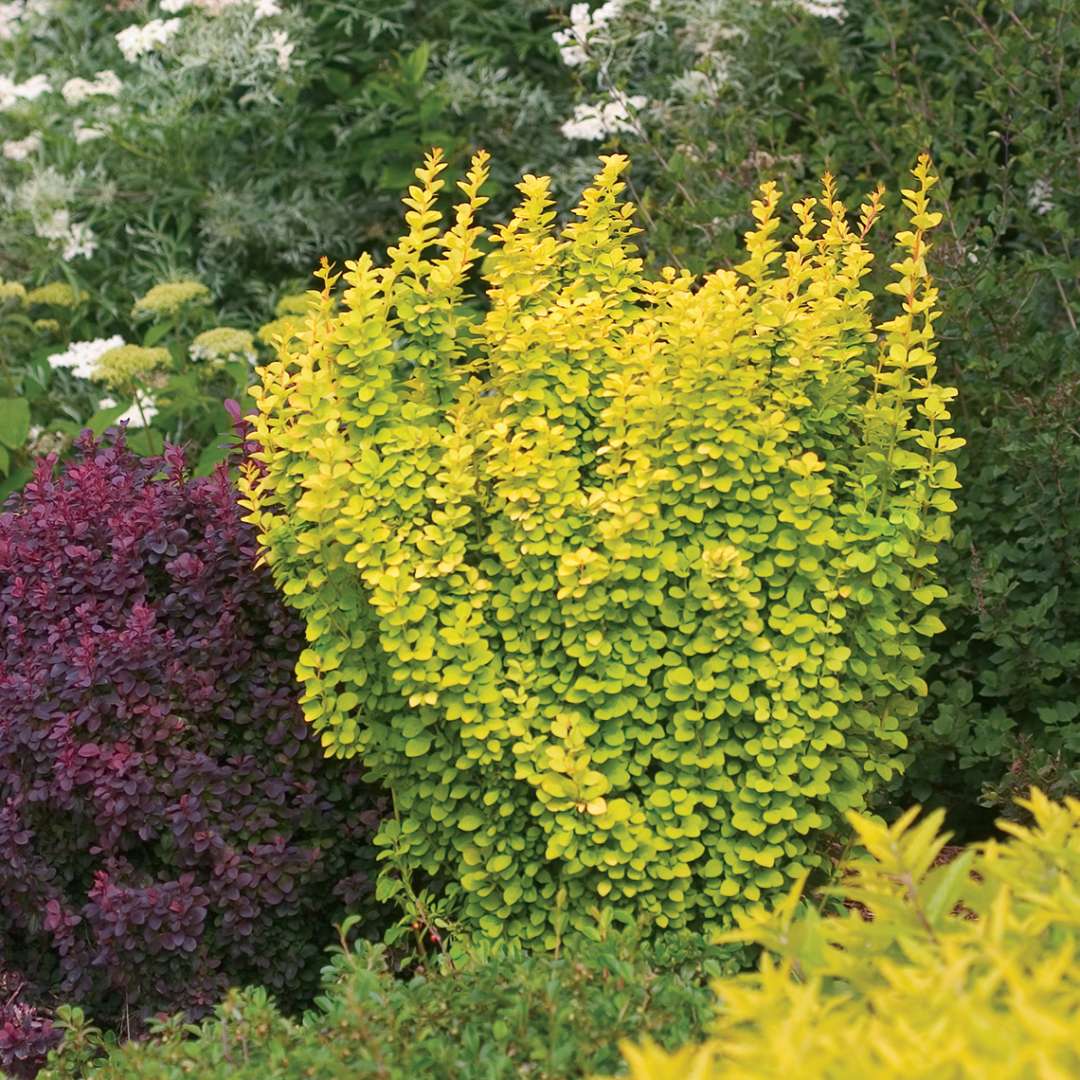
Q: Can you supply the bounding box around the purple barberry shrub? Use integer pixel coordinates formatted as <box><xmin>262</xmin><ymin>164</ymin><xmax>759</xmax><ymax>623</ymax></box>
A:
<box><xmin>0</xmin><ymin>433</ymin><xmax>384</xmax><ymax>1044</ymax></box>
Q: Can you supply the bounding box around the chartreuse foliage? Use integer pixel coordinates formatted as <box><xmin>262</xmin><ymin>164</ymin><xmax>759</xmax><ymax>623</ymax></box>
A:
<box><xmin>611</xmin><ymin>790</ymin><xmax>1080</xmax><ymax>1080</ymax></box>
<box><xmin>241</xmin><ymin>150</ymin><xmax>962</xmax><ymax>942</ymax></box>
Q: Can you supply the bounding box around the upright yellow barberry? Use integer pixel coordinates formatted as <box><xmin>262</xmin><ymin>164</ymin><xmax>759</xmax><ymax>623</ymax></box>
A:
<box><xmin>240</xmin><ymin>152</ymin><xmax>962</xmax><ymax>943</ymax></box>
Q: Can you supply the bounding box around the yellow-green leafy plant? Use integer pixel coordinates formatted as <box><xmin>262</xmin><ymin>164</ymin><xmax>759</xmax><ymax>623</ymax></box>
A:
<box><xmin>274</xmin><ymin>293</ymin><xmax>312</xmax><ymax>317</ymax></box>
<box><xmin>241</xmin><ymin>150</ymin><xmax>962</xmax><ymax>942</ymax></box>
<box><xmin>612</xmin><ymin>789</ymin><xmax>1080</xmax><ymax>1079</ymax></box>
<box><xmin>257</xmin><ymin>294</ymin><xmax>320</xmax><ymax>355</ymax></box>
<box><xmin>0</xmin><ymin>281</ymin><xmax>27</xmax><ymax>308</ymax></box>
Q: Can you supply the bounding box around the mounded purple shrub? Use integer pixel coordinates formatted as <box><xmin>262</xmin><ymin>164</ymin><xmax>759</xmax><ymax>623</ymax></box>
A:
<box><xmin>0</xmin><ymin>433</ymin><xmax>385</xmax><ymax>1043</ymax></box>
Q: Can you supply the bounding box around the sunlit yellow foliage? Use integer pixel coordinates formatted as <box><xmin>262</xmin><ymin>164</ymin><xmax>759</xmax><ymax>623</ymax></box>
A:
<box><xmin>610</xmin><ymin>790</ymin><xmax>1080</xmax><ymax>1079</ymax></box>
<box><xmin>240</xmin><ymin>151</ymin><xmax>961</xmax><ymax>941</ymax></box>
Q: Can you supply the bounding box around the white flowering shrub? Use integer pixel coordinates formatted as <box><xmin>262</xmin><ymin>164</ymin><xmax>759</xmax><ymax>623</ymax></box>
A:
<box><xmin>1</xmin><ymin>0</ymin><xmax>310</xmax><ymax>279</ymax></box>
<box><xmin>0</xmin><ymin>0</ymin><xmax>577</xmax><ymax>493</ymax></box>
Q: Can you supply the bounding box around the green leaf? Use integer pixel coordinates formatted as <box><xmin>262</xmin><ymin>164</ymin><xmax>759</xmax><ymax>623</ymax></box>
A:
<box><xmin>913</xmin><ymin>614</ymin><xmax>946</xmax><ymax>636</ymax></box>
<box><xmin>194</xmin><ymin>435</ymin><xmax>233</xmax><ymax>477</ymax></box>
<box><xmin>132</xmin><ymin>428</ymin><xmax>164</xmax><ymax>457</ymax></box>
<box><xmin>404</xmin><ymin>736</ymin><xmax>432</xmax><ymax>758</ymax></box>
<box><xmin>324</xmin><ymin>69</ymin><xmax>352</xmax><ymax>97</ymax></box>
<box><xmin>0</xmin><ymin>444</ymin><xmax>9</xmax><ymax>476</ymax></box>
<box><xmin>402</xmin><ymin>42</ymin><xmax>431</xmax><ymax>85</ymax></box>
<box><xmin>86</xmin><ymin>402</ymin><xmax>130</xmax><ymax>436</ymax></box>
<box><xmin>0</xmin><ymin>398</ymin><xmax>30</xmax><ymax>450</ymax></box>
<box><xmin>143</xmin><ymin>319</ymin><xmax>175</xmax><ymax>348</ymax></box>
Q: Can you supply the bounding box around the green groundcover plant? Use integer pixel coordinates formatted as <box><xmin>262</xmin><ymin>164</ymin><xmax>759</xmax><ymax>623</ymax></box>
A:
<box><xmin>36</xmin><ymin>929</ymin><xmax>740</xmax><ymax>1080</ymax></box>
<box><xmin>241</xmin><ymin>150</ymin><xmax>961</xmax><ymax>942</ymax></box>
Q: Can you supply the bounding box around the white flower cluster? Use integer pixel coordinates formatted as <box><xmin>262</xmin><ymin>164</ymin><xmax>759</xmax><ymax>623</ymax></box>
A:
<box><xmin>267</xmin><ymin>29</ymin><xmax>294</xmax><ymax>71</ymax></box>
<box><xmin>0</xmin><ymin>0</ymin><xmax>51</xmax><ymax>41</ymax></box>
<box><xmin>794</xmin><ymin>0</ymin><xmax>847</xmax><ymax>19</ymax></box>
<box><xmin>73</xmin><ymin>120</ymin><xmax>105</xmax><ymax>144</ymax></box>
<box><xmin>671</xmin><ymin>66</ymin><xmax>726</xmax><ymax>100</ymax></box>
<box><xmin>115</xmin><ymin>2</ymin><xmax>292</xmax><ymax>76</ymax></box>
<box><xmin>561</xmin><ymin>92</ymin><xmax>646</xmax><ymax>141</ymax></box>
<box><xmin>0</xmin><ymin>1</ymin><xmax>20</xmax><ymax>40</ymax></box>
<box><xmin>61</xmin><ymin>69</ymin><xmax>121</xmax><ymax>106</ymax></box>
<box><xmin>47</xmin><ymin>335</ymin><xmax>123</xmax><ymax>380</ymax></box>
<box><xmin>1027</xmin><ymin>178</ymin><xmax>1054</xmax><ymax>217</ymax></box>
<box><xmin>37</xmin><ymin>207</ymin><xmax>96</xmax><ymax>260</ymax></box>
<box><xmin>0</xmin><ymin>72</ymin><xmax>49</xmax><ymax>109</ymax></box>
<box><xmin>2</xmin><ymin>130</ymin><xmax>40</xmax><ymax>160</ymax></box>
<box><xmin>115</xmin><ymin>17</ymin><xmax>182</xmax><ymax>62</ymax></box>
<box><xmin>552</xmin><ymin>0</ymin><xmax>626</xmax><ymax>67</ymax></box>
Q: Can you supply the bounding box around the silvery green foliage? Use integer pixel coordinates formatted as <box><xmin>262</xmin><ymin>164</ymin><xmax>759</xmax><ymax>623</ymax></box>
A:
<box><xmin>545</xmin><ymin>0</ymin><xmax>844</xmax><ymax>259</ymax></box>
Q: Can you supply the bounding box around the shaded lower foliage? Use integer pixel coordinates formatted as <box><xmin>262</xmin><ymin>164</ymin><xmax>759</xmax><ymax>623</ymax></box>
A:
<box><xmin>39</xmin><ymin>930</ymin><xmax>745</xmax><ymax>1080</ymax></box>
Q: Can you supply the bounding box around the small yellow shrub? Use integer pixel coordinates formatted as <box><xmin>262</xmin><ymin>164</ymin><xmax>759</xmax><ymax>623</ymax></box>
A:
<box><xmin>241</xmin><ymin>151</ymin><xmax>961</xmax><ymax>941</ymax></box>
<box><xmin>612</xmin><ymin>790</ymin><xmax>1080</xmax><ymax>1080</ymax></box>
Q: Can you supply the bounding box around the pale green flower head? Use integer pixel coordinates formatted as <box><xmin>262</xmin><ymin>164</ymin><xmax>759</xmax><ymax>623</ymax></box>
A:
<box><xmin>94</xmin><ymin>344</ymin><xmax>170</xmax><ymax>389</ymax></box>
<box><xmin>32</xmin><ymin>318</ymin><xmax>61</xmax><ymax>335</ymax></box>
<box><xmin>0</xmin><ymin>281</ymin><xmax>27</xmax><ymax>308</ymax></box>
<box><xmin>132</xmin><ymin>279</ymin><xmax>211</xmax><ymax>320</ymax></box>
<box><xmin>190</xmin><ymin>326</ymin><xmax>256</xmax><ymax>363</ymax></box>
<box><xmin>27</xmin><ymin>282</ymin><xmax>86</xmax><ymax>308</ymax></box>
